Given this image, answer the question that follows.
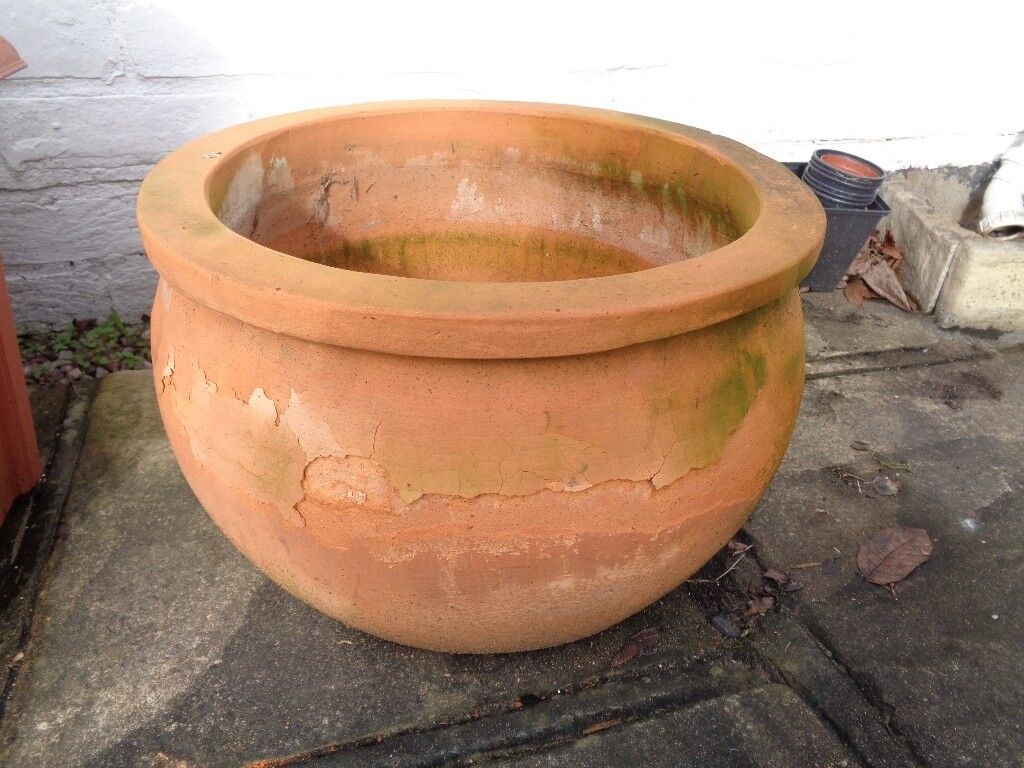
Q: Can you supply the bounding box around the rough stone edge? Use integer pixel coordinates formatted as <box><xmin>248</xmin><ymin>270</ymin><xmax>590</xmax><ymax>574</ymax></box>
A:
<box><xmin>0</xmin><ymin>381</ymin><xmax>97</xmax><ymax>742</ymax></box>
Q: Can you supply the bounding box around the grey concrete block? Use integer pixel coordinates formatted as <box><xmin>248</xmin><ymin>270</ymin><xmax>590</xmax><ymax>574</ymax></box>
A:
<box><xmin>882</xmin><ymin>166</ymin><xmax>1024</xmax><ymax>331</ymax></box>
<box><xmin>496</xmin><ymin>685</ymin><xmax>861</xmax><ymax>768</ymax></box>
<box><xmin>935</xmin><ymin>238</ymin><xmax>1024</xmax><ymax>332</ymax></box>
<box><xmin>882</xmin><ymin>181</ymin><xmax>962</xmax><ymax>313</ymax></box>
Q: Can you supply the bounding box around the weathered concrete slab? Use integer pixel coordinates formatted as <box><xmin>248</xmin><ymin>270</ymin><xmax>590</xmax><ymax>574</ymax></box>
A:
<box><xmin>0</xmin><ymin>372</ymin><xmax>738</xmax><ymax>768</ymax></box>
<box><xmin>747</xmin><ymin>348</ymin><xmax>1024</xmax><ymax>767</ymax></box>
<box><xmin>1</xmin><ymin>382</ymin><xmax>93</xmax><ymax>718</ymax></box>
<box><xmin>754</xmin><ymin>613</ymin><xmax>918</xmax><ymax>768</ymax></box>
<box><xmin>493</xmin><ymin>685</ymin><xmax>860</xmax><ymax>768</ymax></box>
<box><xmin>292</xmin><ymin>658</ymin><xmax>763</xmax><ymax>767</ymax></box>
<box><xmin>802</xmin><ymin>291</ymin><xmax>942</xmax><ymax>361</ymax></box>
<box><xmin>0</xmin><ymin>384</ymin><xmax>69</xmax><ymax>701</ymax></box>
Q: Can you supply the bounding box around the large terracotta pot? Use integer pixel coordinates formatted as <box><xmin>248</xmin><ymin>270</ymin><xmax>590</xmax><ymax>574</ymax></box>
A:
<box><xmin>138</xmin><ymin>102</ymin><xmax>824</xmax><ymax>652</ymax></box>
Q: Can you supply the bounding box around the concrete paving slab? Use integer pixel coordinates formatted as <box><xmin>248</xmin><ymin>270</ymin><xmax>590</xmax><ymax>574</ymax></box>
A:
<box><xmin>1</xmin><ymin>382</ymin><xmax>92</xmax><ymax>718</ymax></box>
<box><xmin>492</xmin><ymin>685</ymin><xmax>860</xmax><ymax>768</ymax></box>
<box><xmin>747</xmin><ymin>349</ymin><xmax>1024</xmax><ymax>767</ymax></box>
<box><xmin>293</xmin><ymin>658</ymin><xmax>762</xmax><ymax>767</ymax></box>
<box><xmin>801</xmin><ymin>292</ymin><xmax>942</xmax><ymax>361</ymax></box>
<box><xmin>754</xmin><ymin>613</ymin><xmax>918</xmax><ymax>768</ymax></box>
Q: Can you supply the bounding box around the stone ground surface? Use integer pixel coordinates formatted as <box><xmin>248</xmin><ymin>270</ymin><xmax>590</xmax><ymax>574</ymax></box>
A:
<box><xmin>0</xmin><ymin>292</ymin><xmax>1021</xmax><ymax>768</ymax></box>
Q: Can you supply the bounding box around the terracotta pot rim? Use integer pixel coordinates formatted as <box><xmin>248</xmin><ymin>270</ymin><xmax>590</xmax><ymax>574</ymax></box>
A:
<box><xmin>138</xmin><ymin>101</ymin><xmax>824</xmax><ymax>359</ymax></box>
<box><xmin>818</xmin><ymin>151</ymin><xmax>884</xmax><ymax>179</ymax></box>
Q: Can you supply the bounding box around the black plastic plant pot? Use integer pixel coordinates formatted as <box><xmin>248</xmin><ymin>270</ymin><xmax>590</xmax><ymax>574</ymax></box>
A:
<box><xmin>801</xmin><ymin>150</ymin><xmax>885</xmax><ymax>208</ymax></box>
<box><xmin>785</xmin><ymin>163</ymin><xmax>889</xmax><ymax>292</ymax></box>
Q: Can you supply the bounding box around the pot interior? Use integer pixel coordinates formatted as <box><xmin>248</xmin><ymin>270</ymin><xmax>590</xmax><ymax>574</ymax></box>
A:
<box><xmin>208</xmin><ymin>109</ymin><xmax>759</xmax><ymax>282</ymax></box>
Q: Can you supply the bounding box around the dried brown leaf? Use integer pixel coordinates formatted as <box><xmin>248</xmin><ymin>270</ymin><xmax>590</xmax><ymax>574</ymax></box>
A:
<box><xmin>879</xmin><ymin>241</ymin><xmax>903</xmax><ymax>262</ymax></box>
<box><xmin>861</xmin><ymin>259</ymin><xmax>915</xmax><ymax>312</ymax></box>
<box><xmin>610</xmin><ymin>641</ymin><xmax>640</xmax><ymax>668</ymax></box>
<box><xmin>846</xmin><ymin>249</ymin><xmax>877</xmax><ymax>277</ymax></box>
<box><xmin>711</xmin><ymin>614</ymin><xmax>741</xmax><ymax>638</ymax></box>
<box><xmin>844</xmin><ymin>276</ymin><xmax>876</xmax><ymax>307</ymax></box>
<box><xmin>632</xmin><ymin>627</ymin><xmax>660</xmax><ymax>654</ymax></box>
<box><xmin>762</xmin><ymin>567</ymin><xmax>790</xmax><ymax>587</ymax></box>
<box><xmin>744</xmin><ymin>595</ymin><xmax>776</xmax><ymax>617</ymax></box>
<box><xmin>611</xmin><ymin>627</ymin><xmax>660</xmax><ymax>667</ymax></box>
<box><xmin>583</xmin><ymin>718</ymin><xmax>624</xmax><ymax>735</ymax></box>
<box><xmin>857</xmin><ymin>527</ymin><xmax>933</xmax><ymax>585</ymax></box>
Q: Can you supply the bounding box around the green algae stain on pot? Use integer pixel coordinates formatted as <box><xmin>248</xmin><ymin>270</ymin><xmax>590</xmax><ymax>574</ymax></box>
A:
<box><xmin>321</xmin><ymin>230</ymin><xmax>653</xmax><ymax>282</ymax></box>
<box><xmin>647</xmin><ymin>346</ymin><xmax>769</xmax><ymax>488</ymax></box>
<box><xmin>706</xmin><ymin>350</ymin><xmax>767</xmax><ymax>445</ymax></box>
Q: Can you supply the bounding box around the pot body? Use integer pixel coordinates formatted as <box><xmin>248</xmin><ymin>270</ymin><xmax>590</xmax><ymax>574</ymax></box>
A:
<box><xmin>152</xmin><ymin>279</ymin><xmax>804</xmax><ymax>652</ymax></box>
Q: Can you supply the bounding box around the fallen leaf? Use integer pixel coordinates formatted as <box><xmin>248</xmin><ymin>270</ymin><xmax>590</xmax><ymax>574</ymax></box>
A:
<box><xmin>844</xmin><ymin>276</ymin><xmax>876</xmax><ymax>307</ymax></box>
<box><xmin>727</xmin><ymin>539</ymin><xmax>751</xmax><ymax>553</ymax></box>
<box><xmin>762</xmin><ymin>567</ymin><xmax>790</xmax><ymax>587</ymax></box>
<box><xmin>610</xmin><ymin>642</ymin><xmax>639</xmax><ymax>668</ymax></box>
<box><xmin>611</xmin><ymin>627</ymin><xmax>660</xmax><ymax>668</ymax></box>
<box><xmin>861</xmin><ymin>259</ymin><xmax>915</xmax><ymax>312</ymax></box>
<box><xmin>880</xmin><ymin>230</ymin><xmax>902</xmax><ymax>261</ymax></box>
<box><xmin>872</xmin><ymin>452</ymin><xmax>912</xmax><ymax>473</ymax></box>
<box><xmin>744</xmin><ymin>595</ymin><xmax>776</xmax><ymax>617</ymax></box>
<box><xmin>711</xmin><ymin>614</ymin><xmax>741</xmax><ymax>638</ymax></box>
<box><xmin>869</xmin><ymin>475</ymin><xmax>899</xmax><ymax>497</ymax></box>
<box><xmin>857</xmin><ymin>527</ymin><xmax>933</xmax><ymax>585</ymax></box>
<box><xmin>846</xmin><ymin>249</ymin><xmax>876</xmax><ymax>277</ymax></box>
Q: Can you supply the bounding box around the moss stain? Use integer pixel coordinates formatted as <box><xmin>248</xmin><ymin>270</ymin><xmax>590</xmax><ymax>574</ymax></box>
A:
<box><xmin>322</xmin><ymin>229</ymin><xmax>654</xmax><ymax>282</ymax></box>
<box><xmin>648</xmin><ymin>344</ymin><xmax>769</xmax><ymax>480</ymax></box>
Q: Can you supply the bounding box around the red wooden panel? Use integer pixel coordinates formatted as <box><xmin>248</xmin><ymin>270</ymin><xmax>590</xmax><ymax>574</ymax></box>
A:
<box><xmin>0</xmin><ymin>257</ymin><xmax>41</xmax><ymax>521</ymax></box>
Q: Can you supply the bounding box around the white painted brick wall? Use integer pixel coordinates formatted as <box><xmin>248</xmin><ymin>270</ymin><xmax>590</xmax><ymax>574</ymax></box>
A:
<box><xmin>1</xmin><ymin>0</ymin><xmax>1020</xmax><ymax>327</ymax></box>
